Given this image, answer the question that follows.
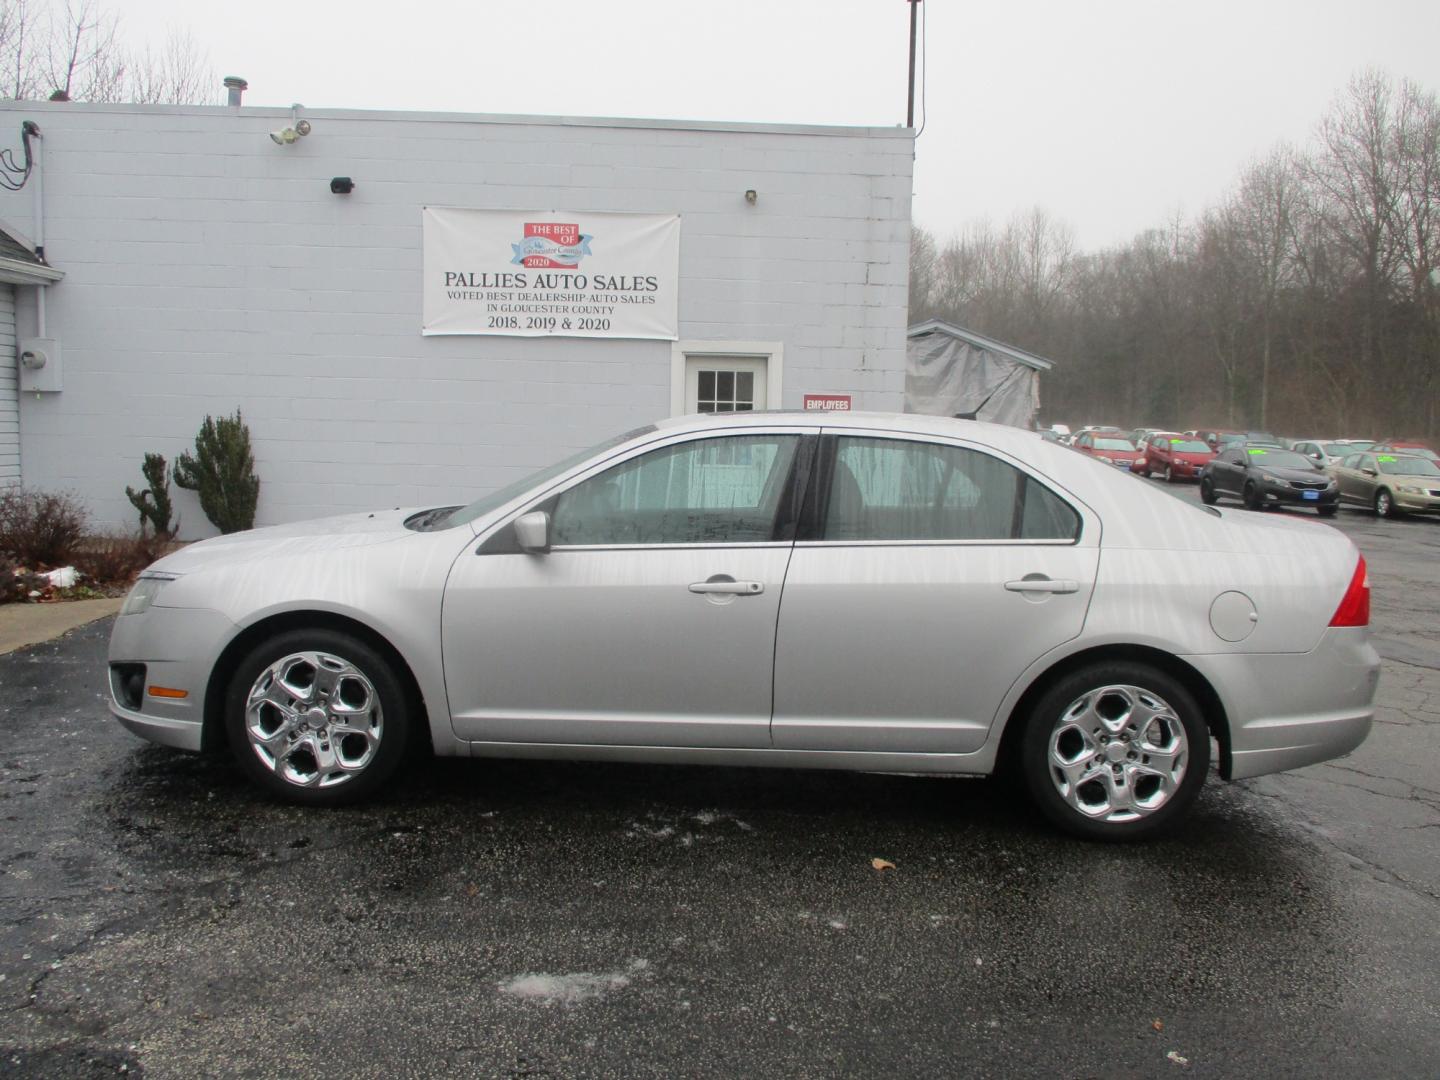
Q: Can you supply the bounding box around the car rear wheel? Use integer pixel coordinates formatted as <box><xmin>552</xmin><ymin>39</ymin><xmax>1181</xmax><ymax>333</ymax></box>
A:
<box><xmin>1020</xmin><ymin>663</ymin><xmax>1210</xmax><ymax>841</ymax></box>
<box><xmin>225</xmin><ymin>628</ymin><xmax>412</xmax><ymax>806</ymax></box>
<box><xmin>1243</xmin><ymin>481</ymin><xmax>1263</xmax><ymax>510</ymax></box>
<box><xmin>1199</xmin><ymin>477</ymin><xmax>1217</xmax><ymax>505</ymax></box>
<box><xmin>1375</xmin><ymin>489</ymin><xmax>1396</xmax><ymax>518</ymax></box>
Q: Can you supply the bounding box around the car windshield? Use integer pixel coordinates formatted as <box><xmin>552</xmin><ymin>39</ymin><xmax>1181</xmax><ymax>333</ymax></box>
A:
<box><xmin>1377</xmin><ymin>455</ymin><xmax>1440</xmax><ymax>476</ymax></box>
<box><xmin>1322</xmin><ymin>442</ymin><xmax>1352</xmax><ymax>455</ymax></box>
<box><xmin>1245</xmin><ymin>448</ymin><xmax>1314</xmax><ymax>469</ymax></box>
<box><xmin>441</xmin><ymin>425</ymin><xmax>657</xmax><ymax>527</ymax></box>
<box><xmin>1168</xmin><ymin>439</ymin><xmax>1210</xmax><ymax>452</ymax></box>
<box><xmin>1094</xmin><ymin>438</ymin><xmax>1136</xmax><ymax>451</ymax></box>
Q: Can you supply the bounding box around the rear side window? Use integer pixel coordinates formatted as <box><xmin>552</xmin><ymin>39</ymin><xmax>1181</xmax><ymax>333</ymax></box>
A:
<box><xmin>816</xmin><ymin>437</ymin><xmax>1079</xmax><ymax>542</ymax></box>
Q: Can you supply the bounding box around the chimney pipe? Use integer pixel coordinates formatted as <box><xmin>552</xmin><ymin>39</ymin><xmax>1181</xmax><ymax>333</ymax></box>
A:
<box><xmin>223</xmin><ymin>76</ymin><xmax>248</xmax><ymax>107</ymax></box>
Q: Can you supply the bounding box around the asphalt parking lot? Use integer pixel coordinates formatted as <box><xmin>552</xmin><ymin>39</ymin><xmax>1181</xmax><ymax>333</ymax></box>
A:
<box><xmin>3</xmin><ymin>488</ymin><xmax>1439</xmax><ymax>1078</ymax></box>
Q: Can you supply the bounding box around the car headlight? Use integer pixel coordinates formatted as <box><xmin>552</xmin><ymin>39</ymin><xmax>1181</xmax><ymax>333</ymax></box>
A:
<box><xmin>1265</xmin><ymin>474</ymin><xmax>1289</xmax><ymax>486</ymax></box>
<box><xmin>1397</xmin><ymin>484</ymin><xmax>1424</xmax><ymax>495</ymax></box>
<box><xmin>120</xmin><ymin>573</ymin><xmax>178</xmax><ymax>616</ymax></box>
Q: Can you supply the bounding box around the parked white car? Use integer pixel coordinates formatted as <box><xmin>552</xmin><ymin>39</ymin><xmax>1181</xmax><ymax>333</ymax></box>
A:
<box><xmin>109</xmin><ymin>413</ymin><xmax>1378</xmax><ymax>840</ymax></box>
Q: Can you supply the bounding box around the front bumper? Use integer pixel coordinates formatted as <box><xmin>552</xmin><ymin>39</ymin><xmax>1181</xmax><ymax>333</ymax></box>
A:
<box><xmin>1184</xmin><ymin>626</ymin><xmax>1379</xmax><ymax>780</ymax></box>
<box><xmin>107</xmin><ymin>605</ymin><xmax>240</xmax><ymax>753</ymax></box>
<box><xmin>1394</xmin><ymin>490</ymin><xmax>1440</xmax><ymax>514</ymax></box>
<box><xmin>1257</xmin><ymin>484</ymin><xmax>1337</xmax><ymax>509</ymax></box>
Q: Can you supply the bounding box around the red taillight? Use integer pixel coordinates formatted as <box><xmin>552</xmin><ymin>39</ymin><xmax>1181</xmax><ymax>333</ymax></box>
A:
<box><xmin>1329</xmin><ymin>555</ymin><xmax>1370</xmax><ymax>627</ymax></box>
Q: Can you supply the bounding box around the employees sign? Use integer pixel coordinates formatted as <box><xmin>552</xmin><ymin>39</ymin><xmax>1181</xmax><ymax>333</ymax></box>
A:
<box><xmin>423</xmin><ymin>207</ymin><xmax>680</xmax><ymax>339</ymax></box>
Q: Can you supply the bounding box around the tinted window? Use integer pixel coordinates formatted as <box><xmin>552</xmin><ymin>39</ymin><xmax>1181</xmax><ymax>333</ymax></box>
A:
<box><xmin>1219</xmin><ymin>449</ymin><xmax>1244</xmax><ymax>464</ymax></box>
<box><xmin>1245</xmin><ymin>449</ymin><xmax>1316</xmax><ymax>469</ymax></box>
<box><xmin>1169</xmin><ymin>439</ymin><xmax>1209</xmax><ymax>452</ymax></box>
<box><xmin>820</xmin><ymin>437</ymin><xmax>1078</xmax><ymax>542</ymax></box>
<box><xmin>551</xmin><ymin>435</ymin><xmax>799</xmax><ymax>546</ymax></box>
<box><xmin>1341</xmin><ymin>453</ymin><xmax>1362</xmax><ymax>469</ymax></box>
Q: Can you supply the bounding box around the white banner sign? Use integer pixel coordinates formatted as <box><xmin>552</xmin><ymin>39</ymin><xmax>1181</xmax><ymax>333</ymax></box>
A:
<box><xmin>422</xmin><ymin>207</ymin><xmax>680</xmax><ymax>339</ymax></box>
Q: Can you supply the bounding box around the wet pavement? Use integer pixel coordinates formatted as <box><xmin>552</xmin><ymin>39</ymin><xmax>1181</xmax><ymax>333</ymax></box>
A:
<box><xmin>2</xmin><ymin>496</ymin><xmax>1439</xmax><ymax>1078</ymax></box>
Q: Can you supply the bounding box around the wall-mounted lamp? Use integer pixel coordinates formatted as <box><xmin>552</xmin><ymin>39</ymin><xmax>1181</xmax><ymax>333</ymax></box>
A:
<box><xmin>744</xmin><ymin>189</ymin><xmax>758</xmax><ymax>205</ymax></box>
<box><xmin>269</xmin><ymin>105</ymin><xmax>311</xmax><ymax>146</ymax></box>
<box><xmin>330</xmin><ymin>177</ymin><xmax>355</xmax><ymax>195</ymax></box>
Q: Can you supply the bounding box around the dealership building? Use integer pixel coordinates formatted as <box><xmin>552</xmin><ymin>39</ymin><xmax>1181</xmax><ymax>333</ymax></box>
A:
<box><xmin>0</xmin><ymin>92</ymin><xmax>914</xmax><ymax>535</ymax></box>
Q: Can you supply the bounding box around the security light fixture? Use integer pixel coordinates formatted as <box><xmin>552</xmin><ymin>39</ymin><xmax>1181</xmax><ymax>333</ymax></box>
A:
<box><xmin>330</xmin><ymin>177</ymin><xmax>355</xmax><ymax>195</ymax></box>
<box><xmin>269</xmin><ymin>105</ymin><xmax>312</xmax><ymax>147</ymax></box>
<box><xmin>744</xmin><ymin>189</ymin><xmax>757</xmax><ymax>205</ymax></box>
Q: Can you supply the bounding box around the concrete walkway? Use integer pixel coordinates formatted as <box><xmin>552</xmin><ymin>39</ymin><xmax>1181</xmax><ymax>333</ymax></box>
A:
<box><xmin>0</xmin><ymin>597</ymin><xmax>123</xmax><ymax>655</ymax></box>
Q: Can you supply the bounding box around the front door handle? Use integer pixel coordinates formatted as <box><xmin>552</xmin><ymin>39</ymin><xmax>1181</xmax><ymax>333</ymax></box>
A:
<box><xmin>689</xmin><ymin>579</ymin><xmax>764</xmax><ymax>596</ymax></box>
<box><xmin>1005</xmin><ymin>577</ymin><xmax>1079</xmax><ymax>594</ymax></box>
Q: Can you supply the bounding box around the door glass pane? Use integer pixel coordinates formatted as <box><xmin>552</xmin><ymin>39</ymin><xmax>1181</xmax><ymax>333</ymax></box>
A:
<box><xmin>823</xmin><ymin>437</ymin><xmax>1076</xmax><ymax>542</ymax></box>
<box><xmin>552</xmin><ymin>435</ymin><xmax>800</xmax><ymax>545</ymax></box>
<box><xmin>695</xmin><ymin>367</ymin><xmax>756</xmax><ymax>414</ymax></box>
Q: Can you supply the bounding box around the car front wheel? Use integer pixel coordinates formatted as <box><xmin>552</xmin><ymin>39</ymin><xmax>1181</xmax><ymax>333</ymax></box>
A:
<box><xmin>1199</xmin><ymin>477</ymin><xmax>1217</xmax><ymax>504</ymax></box>
<box><xmin>225</xmin><ymin>628</ymin><xmax>412</xmax><ymax>806</ymax></box>
<box><xmin>1243</xmin><ymin>481</ymin><xmax>1263</xmax><ymax>510</ymax></box>
<box><xmin>1020</xmin><ymin>663</ymin><xmax>1210</xmax><ymax>841</ymax></box>
<box><xmin>1162</xmin><ymin>464</ymin><xmax>1174</xmax><ymax>483</ymax></box>
<box><xmin>1375</xmin><ymin>489</ymin><xmax>1396</xmax><ymax>518</ymax></box>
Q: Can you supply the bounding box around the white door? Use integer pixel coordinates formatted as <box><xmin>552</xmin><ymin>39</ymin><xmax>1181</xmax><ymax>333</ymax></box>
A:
<box><xmin>442</xmin><ymin>428</ymin><xmax>810</xmax><ymax>748</ymax></box>
<box><xmin>684</xmin><ymin>356</ymin><xmax>767</xmax><ymax>414</ymax></box>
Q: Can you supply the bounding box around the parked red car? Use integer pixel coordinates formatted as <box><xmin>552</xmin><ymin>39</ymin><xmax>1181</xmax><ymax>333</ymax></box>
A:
<box><xmin>1137</xmin><ymin>433</ymin><xmax>1216</xmax><ymax>482</ymax></box>
<box><xmin>1072</xmin><ymin>431</ymin><xmax>1143</xmax><ymax>470</ymax></box>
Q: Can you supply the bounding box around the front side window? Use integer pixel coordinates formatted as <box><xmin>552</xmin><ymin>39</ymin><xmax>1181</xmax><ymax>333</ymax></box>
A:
<box><xmin>550</xmin><ymin>435</ymin><xmax>800</xmax><ymax>546</ymax></box>
<box><xmin>817</xmin><ymin>437</ymin><xmax>1078</xmax><ymax>542</ymax></box>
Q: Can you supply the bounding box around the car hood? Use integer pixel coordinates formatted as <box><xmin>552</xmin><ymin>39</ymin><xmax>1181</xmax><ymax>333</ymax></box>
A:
<box><xmin>147</xmin><ymin>508</ymin><xmax>431</xmax><ymax>576</ymax></box>
<box><xmin>1256</xmin><ymin>466</ymin><xmax>1329</xmax><ymax>482</ymax></box>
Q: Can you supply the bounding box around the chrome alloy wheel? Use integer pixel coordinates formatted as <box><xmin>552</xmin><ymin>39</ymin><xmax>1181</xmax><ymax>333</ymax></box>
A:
<box><xmin>244</xmin><ymin>651</ymin><xmax>383</xmax><ymax>788</ymax></box>
<box><xmin>1046</xmin><ymin>684</ymin><xmax>1188</xmax><ymax>823</ymax></box>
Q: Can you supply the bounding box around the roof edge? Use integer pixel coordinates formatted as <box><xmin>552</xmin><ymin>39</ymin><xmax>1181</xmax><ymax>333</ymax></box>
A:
<box><xmin>907</xmin><ymin>319</ymin><xmax>1055</xmax><ymax>371</ymax></box>
<box><xmin>0</xmin><ymin>99</ymin><xmax>916</xmax><ymax>140</ymax></box>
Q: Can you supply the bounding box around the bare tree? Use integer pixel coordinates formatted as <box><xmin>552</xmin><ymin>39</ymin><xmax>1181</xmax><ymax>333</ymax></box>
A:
<box><xmin>0</xmin><ymin>0</ymin><xmax>214</xmax><ymax>104</ymax></box>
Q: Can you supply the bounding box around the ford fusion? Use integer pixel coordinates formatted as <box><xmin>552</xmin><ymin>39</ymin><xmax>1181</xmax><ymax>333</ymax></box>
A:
<box><xmin>109</xmin><ymin>413</ymin><xmax>1378</xmax><ymax>840</ymax></box>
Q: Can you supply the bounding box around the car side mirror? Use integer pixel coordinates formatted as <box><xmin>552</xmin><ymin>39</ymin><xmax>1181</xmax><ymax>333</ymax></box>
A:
<box><xmin>514</xmin><ymin>510</ymin><xmax>551</xmax><ymax>553</ymax></box>
<box><xmin>1361</xmin><ymin>468</ymin><xmax>1377</xmax><ymax>477</ymax></box>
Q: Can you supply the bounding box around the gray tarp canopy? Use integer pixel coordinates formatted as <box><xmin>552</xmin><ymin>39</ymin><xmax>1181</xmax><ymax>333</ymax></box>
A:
<box><xmin>904</xmin><ymin>319</ymin><xmax>1053</xmax><ymax>429</ymax></box>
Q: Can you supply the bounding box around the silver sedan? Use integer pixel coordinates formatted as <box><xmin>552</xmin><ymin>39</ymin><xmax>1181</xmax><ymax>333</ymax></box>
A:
<box><xmin>109</xmin><ymin>413</ymin><xmax>1378</xmax><ymax>840</ymax></box>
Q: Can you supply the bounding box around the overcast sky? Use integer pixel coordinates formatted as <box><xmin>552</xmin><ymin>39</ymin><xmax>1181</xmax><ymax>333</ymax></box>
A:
<box><xmin>121</xmin><ymin>0</ymin><xmax>1440</xmax><ymax>251</ymax></box>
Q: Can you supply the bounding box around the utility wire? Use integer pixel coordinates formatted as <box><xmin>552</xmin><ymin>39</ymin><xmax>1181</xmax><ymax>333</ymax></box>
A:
<box><xmin>0</xmin><ymin>123</ymin><xmax>36</xmax><ymax>191</ymax></box>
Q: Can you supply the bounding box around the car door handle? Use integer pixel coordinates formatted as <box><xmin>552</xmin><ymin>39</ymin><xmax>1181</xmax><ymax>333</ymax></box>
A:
<box><xmin>689</xmin><ymin>579</ymin><xmax>764</xmax><ymax>596</ymax></box>
<box><xmin>1005</xmin><ymin>578</ymin><xmax>1079</xmax><ymax>594</ymax></box>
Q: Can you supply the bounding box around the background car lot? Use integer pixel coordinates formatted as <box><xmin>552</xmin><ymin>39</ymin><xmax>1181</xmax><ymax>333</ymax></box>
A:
<box><xmin>2</xmin><ymin>487</ymin><xmax>1438</xmax><ymax>1075</ymax></box>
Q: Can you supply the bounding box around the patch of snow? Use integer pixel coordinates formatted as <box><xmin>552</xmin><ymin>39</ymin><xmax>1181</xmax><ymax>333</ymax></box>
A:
<box><xmin>499</xmin><ymin>959</ymin><xmax>650</xmax><ymax>1005</ymax></box>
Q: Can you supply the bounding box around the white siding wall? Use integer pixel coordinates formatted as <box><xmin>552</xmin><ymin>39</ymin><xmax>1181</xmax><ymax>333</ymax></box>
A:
<box><xmin>0</xmin><ymin>102</ymin><xmax>913</xmax><ymax>534</ymax></box>
<box><xmin>0</xmin><ymin>285</ymin><xmax>17</xmax><ymax>486</ymax></box>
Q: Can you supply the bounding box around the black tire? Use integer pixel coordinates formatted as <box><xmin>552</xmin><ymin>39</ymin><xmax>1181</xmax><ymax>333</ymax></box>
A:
<box><xmin>1162</xmin><ymin>464</ymin><xmax>1173</xmax><ymax>483</ymax></box>
<box><xmin>225</xmin><ymin>628</ymin><xmax>412</xmax><ymax>806</ymax></box>
<box><xmin>1374</xmin><ymin>489</ymin><xmax>1396</xmax><ymax>519</ymax></box>
<box><xmin>1019</xmin><ymin>661</ymin><xmax>1210</xmax><ymax>841</ymax></box>
<box><xmin>1199</xmin><ymin>477</ymin><xmax>1218</xmax><ymax>505</ymax></box>
<box><xmin>1317</xmin><ymin>505</ymin><xmax>1337</xmax><ymax>518</ymax></box>
<box><xmin>1243</xmin><ymin>481</ymin><xmax>1263</xmax><ymax>511</ymax></box>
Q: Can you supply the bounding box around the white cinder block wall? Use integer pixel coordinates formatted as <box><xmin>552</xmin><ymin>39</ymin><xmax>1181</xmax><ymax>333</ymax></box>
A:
<box><xmin>0</xmin><ymin>101</ymin><xmax>913</xmax><ymax>535</ymax></box>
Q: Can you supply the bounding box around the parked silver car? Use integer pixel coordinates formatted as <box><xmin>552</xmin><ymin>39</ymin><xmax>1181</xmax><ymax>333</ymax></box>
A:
<box><xmin>109</xmin><ymin>413</ymin><xmax>1378</xmax><ymax>840</ymax></box>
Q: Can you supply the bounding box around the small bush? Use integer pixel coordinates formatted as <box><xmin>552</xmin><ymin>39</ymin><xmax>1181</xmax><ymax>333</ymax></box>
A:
<box><xmin>0</xmin><ymin>487</ymin><xmax>90</xmax><ymax>567</ymax></box>
<box><xmin>174</xmin><ymin>410</ymin><xmax>260</xmax><ymax>534</ymax></box>
<box><xmin>126</xmin><ymin>452</ymin><xmax>175</xmax><ymax>537</ymax></box>
<box><xmin>71</xmin><ymin>533</ymin><xmax>167</xmax><ymax>587</ymax></box>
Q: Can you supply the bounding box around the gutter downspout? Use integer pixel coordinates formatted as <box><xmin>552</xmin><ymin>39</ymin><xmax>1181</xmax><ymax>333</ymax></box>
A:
<box><xmin>29</xmin><ymin>121</ymin><xmax>46</xmax><ymax>337</ymax></box>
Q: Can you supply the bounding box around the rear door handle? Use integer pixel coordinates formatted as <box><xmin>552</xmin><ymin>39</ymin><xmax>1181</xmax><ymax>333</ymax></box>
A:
<box><xmin>1005</xmin><ymin>578</ymin><xmax>1079</xmax><ymax>594</ymax></box>
<box><xmin>689</xmin><ymin>580</ymin><xmax>765</xmax><ymax>596</ymax></box>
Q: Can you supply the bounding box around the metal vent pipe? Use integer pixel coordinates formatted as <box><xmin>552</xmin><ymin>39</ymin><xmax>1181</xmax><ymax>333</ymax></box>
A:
<box><xmin>223</xmin><ymin>76</ymin><xmax>248</xmax><ymax>107</ymax></box>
